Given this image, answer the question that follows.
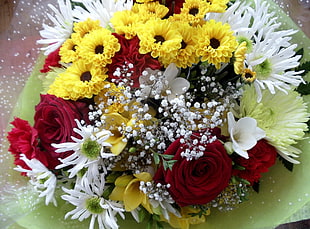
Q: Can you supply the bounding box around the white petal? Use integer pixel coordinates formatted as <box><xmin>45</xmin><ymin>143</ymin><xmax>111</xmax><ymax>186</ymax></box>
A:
<box><xmin>170</xmin><ymin>78</ymin><xmax>190</xmax><ymax>95</ymax></box>
<box><xmin>164</xmin><ymin>63</ymin><xmax>179</xmax><ymax>82</ymax></box>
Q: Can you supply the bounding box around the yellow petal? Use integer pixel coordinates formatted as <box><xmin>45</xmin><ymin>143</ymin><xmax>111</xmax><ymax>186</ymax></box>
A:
<box><xmin>110</xmin><ymin>139</ymin><xmax>127</xmax><ymax>155</ymax></box>
<box><xmin>123</xmin><ymin>180</ymin><xmax>143</xmax><ymax>211</ymax></box>
<box><xmin>109</xmin><ymin>186</ymin><xmax>126</xmax><ymax>201</ymax></box>
<box><xmin>134</xmin><ymin>172</ymin><xmax>152</xmax><ymax>182</ymax></box>
<box><xmin>115</xmin><ymin>175</ymin><xmax>134</xmax><ymax>187</ymax></box>
<box><xmin>103</xmin><ymin>113</ymin><xmax>129</xmax><ymax>125</ymax></box>
<box><xmin>141</xmin><ymin>195</ymin><xmax>153</xmax><ymax>214</ymax></box>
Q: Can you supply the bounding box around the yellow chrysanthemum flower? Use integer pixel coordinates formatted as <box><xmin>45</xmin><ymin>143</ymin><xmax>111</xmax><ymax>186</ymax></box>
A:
<box><xmin>110</xmin><ymin>10</ymin><xmax>141</xmax><ymax>39</ymax></box>
<box><xmin>109</xmin><ymin>173</ymin><xmax>153</xmax><ymax>213</ymax></box>
<box><xmin>48</xmin><ymin>60</ymin><xmax>107</xmax><ymax>100</ymax></box>
<box><xmin>241</xmin><ymin>68</ymin><xmax>256</xmax><ymax>83</ymax></box>
<box><xmin>72</xmin><ymin>18</ymin><xmax>102</xmax><ymax>42</ymax></box>
<box><xmin>132</xmin><ymin>1</ymin><xmax>169</xmax><ymax>19</ymax></box>
<box><xmin>135</xmin><ymin>0</ymin><xmax>153</xmax><ymax>3</ymax></box>
<box><xmin>196</xmin><ymin>19</ymin><xmax>238</xmax><ymax>69</ymax></box>
<box><xmin>205</xmin><ymin>0</ymin><xmax>229</xmax><ymax>13</ymax></box>
<box><xmin>59</xmin><ymin>38</ymin><xmax>80</xmax><ymax>63</ymax></box>
<box><xmin>240</xmin><ymin>85</ymin><xmax>309</xmax><ymax>164</ymax></box>
<box><xmin>234</xmin><ymin>41</ymin><xmax>247</xmax><ymax>74</ymax></box>
<box><xmin>78</xmin><ymin>28</ymin><xmax>120</xmax><ymax>67</ymax></box>
<box><xmin>94</xmin><ymin>82</ymin><xmax>127</xmax><ymax>114</ymax></box>
<box><xmin>137</xmin><ymin>18</ymin><xmax>182</xmax><ymax>66</ymax></box>
<box><xmin>180</xmin><ymin>0</ymin><xmax>209</xmax><ymax>25</ymax></box>
<box><xmin>169</xmin><ymin>22</ymin><xmax>200</xmax><ymax>68</ymax></box>
<box><xmin>168</xmin><ymin>13</ymin><xmax>206</xmax><ymax>27</ymax></box>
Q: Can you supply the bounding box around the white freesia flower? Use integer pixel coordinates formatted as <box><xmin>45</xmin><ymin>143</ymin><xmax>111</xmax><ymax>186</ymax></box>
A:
<box><xmin>139</xmin><ymin>63</ymin><xmax>190</xmax><ymax>101</ymax></box>
<box><xmin>14</xmin><ymin>154</ymin><xmax>57</xmax><ymax>206</ymax></box>
<box><xmin>72</xmin><ymin>0</ymin><xmax>133</xmax><ymax>27</ymax></box>
<box><xmin>53</xmin><ymin>120</ymin><xmax>114</xmax><ymax>178</ymax></box>
<box><xmin>62</xmin><ymin>175</ymin><xmax>125</xmax><ymax>229</ymax></box>
<box><xmin>227</xmin><ymin>112</ymin><xmax>266</xmax><ymax>158</ymax></box>
<box><xmin>37</xmin><ymin>0</ymin><xmax>74</xmax><ymax>55</ymax></box>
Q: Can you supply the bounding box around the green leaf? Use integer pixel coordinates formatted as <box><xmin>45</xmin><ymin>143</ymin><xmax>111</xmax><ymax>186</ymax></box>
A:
<box><xmin>296</xmin><ymin>61</ymin><xmax>310</xmax><ymax>77</ymax></box>
<box><xmin>102</xmin><ymin>185</ymin><xmax>115</xmax><ymax>199</ymax></box>
<box><xmin>146</xmin><ymin>220</ymin><xmax>153</xmax><ymax>229</ymax></box>
<box><xmin>160</xmin><ymin>154</ymin><xmax>174</xmax><ymax>160</ymax></box>
<box><xmin>252</xmin><ymin>181</ymin><xmax>260</xmax><ymax>193</ymax></box>
<box><xmin>138</xmin><ymin>207</ymin><xmax>148</xmax><ymax>223</ymax></box>
<box><xmin>296</xmin><ymin>81</ymin><xmax>310</xmax><ymax>95</ymax></box>
<box><xmin>153</xmin><ymin>153</ymin><xmax>160</xmax><ymax>165</ymax></box>
<box><xmin>278</xmin><ymin>156</ymin><xmax>294</xmax><ymax>172</ymax></box>
<box><xmin>106</xmin><ymin>171</ymin><xmax>123</xmax><ymax>183</ymax></box>
<box><xmin>233</xmin><ymin>164</ymin><xmax>246</xmax><ymax>170</ymax></box>
<box><xmin>156</xmin><ymin>221</ymin><xmax>164</xmax><ymax>229</ymax></box>
<box><xmin>295</xmin><ymin>48</ymin><xmax>304</xmax><ymax>57</ymax></box>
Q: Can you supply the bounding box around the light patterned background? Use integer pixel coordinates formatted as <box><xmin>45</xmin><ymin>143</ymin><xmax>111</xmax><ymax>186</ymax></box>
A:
<box><xmin>0</xmin><ymin>0</ymin><xmax>309</xmax><ymax>228</ymax></box>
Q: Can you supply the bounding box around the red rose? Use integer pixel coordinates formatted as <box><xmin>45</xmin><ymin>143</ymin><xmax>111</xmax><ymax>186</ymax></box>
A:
<box><xmin>7</xmin><ymin>118</ymin><xmax>48</xmax><ymax>175</ymax></box>
<box><xmin>34</xmin><ymin>94</ymin><xmax>90</xmax><ymax>169</ymax></box>
<box><xmin>233</xmin><ymin>139</ymin><xmax>277</xmax><ymax>185</ymax></box>
<box><xmin>107</xmin><ymin>34</ymin><xmax>161</xmax><ymax>87</ymax></box>
<box><xmin>40</xmin><ymin>47</ymin><xmax>62</xmax><ymax>73</ymax></box>
<box><xmin>154</xmin><ymin>135</ymin><xmax>232</xmax><ymax>207</ymax></box>
<box><xmin>159</xmin><ymin>0</ymin><xmax>185</xmax><ymax>16</ymax></box>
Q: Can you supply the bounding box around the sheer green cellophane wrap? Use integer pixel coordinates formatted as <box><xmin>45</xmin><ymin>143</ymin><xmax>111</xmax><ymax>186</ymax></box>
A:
<box><xmin>1</xmin><ymin>0</ymin><xmax>310</xmax><ymax>228</ymax></box>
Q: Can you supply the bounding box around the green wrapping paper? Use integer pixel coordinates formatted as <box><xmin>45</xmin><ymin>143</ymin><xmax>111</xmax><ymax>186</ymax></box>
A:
<box><xmin>1</xmin><ymin>0</ymin><xmax>310</xmax><ymax>228</ymax></box>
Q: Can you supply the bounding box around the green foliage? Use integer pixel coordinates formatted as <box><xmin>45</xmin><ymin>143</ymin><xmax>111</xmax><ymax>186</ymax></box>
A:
<box><xmin>153</xmin><ymin>152</ymin><xmax>177</xmax><ymax>170</ymax></box>
<box><xmin>278</xmin><ymin>156</ymin><xmax>294</xmax><ymax>172</ymax></box>
<box><xmin>188</xmin><ymin>205</ymin><xmax>209</xmax><ymax>218</ymax></box>
<box><xmin>102</xmin><ymin>185</ymin><xmax>115</xmax><ymax>199</ymax></box>
<box><xmin>294</xmin><ymin>48</ymin><xmax>310</xmax><ymax>78</ymax></box>
<box><xmin>296</xmin><ymin>81</ymin><xmax>310</xmax><ymax>95</ymax></box>
<box><xmin>146</xmin><ymin>214</ymin><xmax>164</xmax><ymax>229</ymax></box>
<box><xmin>252</xmin><ymin>181</ymin><xmax>260</xmax><ymax>193</ymax></box>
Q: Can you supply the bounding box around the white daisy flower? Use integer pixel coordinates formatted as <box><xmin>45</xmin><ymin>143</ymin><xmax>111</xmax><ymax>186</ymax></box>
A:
<box><xmin>210</xmin><ymin>0</ymin><xmax>304</xmax><ymax>102</ymax></box>
<box><xmin>62</xmin><ymin>176</ymin><xmax>125</xmax><ymax>229</ymax></box>
<box><xmin>207</xmin><ymin>1</ymin><xmax>252</xmax><ymax>37</ymax></box>
<box><xmin>72</xmin><ymin>0</ymin><xmax>133</xmax><ymax>28</ymax></box>
<box><xmin>14</xmin><ymin>154</ymin><xmax>57</xmax><ymax>206</ymax></box>
<box><xmin>246</xmin><ymin>30</ymin><xmax>303</xmax><ymax>102</ymax></box>
<box><xmin>53</xmin><ymin>120</ymin><xmax>113</xmax><ymax>179</ymax></box>
<box><xmin>227</xmin><ymin>112</ymin><xmax>266</xmax><ymax>159</ymax></box>
<box><xmin>37</xmin><ymin>0</ymin><xmax>74</xmax><ymax>55</ymax></box>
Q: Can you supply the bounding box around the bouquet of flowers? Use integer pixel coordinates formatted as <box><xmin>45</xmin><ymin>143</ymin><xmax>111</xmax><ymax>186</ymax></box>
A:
<box><xmin>4</xmin><ymin>0</ymin><xmax>310</xmax><ymax>228</ymax></box>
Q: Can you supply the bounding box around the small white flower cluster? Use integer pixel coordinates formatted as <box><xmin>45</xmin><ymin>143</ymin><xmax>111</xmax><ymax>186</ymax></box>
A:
<box><xmin>110</xmin><ymin>62</ymin><xmax>136</xmax><ymax>87</ymax></box>
<box><xmin>139</xmin><ymin>181</ymin><xmax>180</xmax><ymax>221</ymax></box>
<box><xmin>107</xmin><ymin>149</ymin><xmax>154</xmax><ymax>174</ymax></box>
<box><xmin>138</xmin><ymin>64</ymin><xmax>190</xmax><ymax>102</ymax></box>
<box><xmin>208</xmin><ymin>182</ymin><xmax>249</xmax><ymax>212</ymax></box>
